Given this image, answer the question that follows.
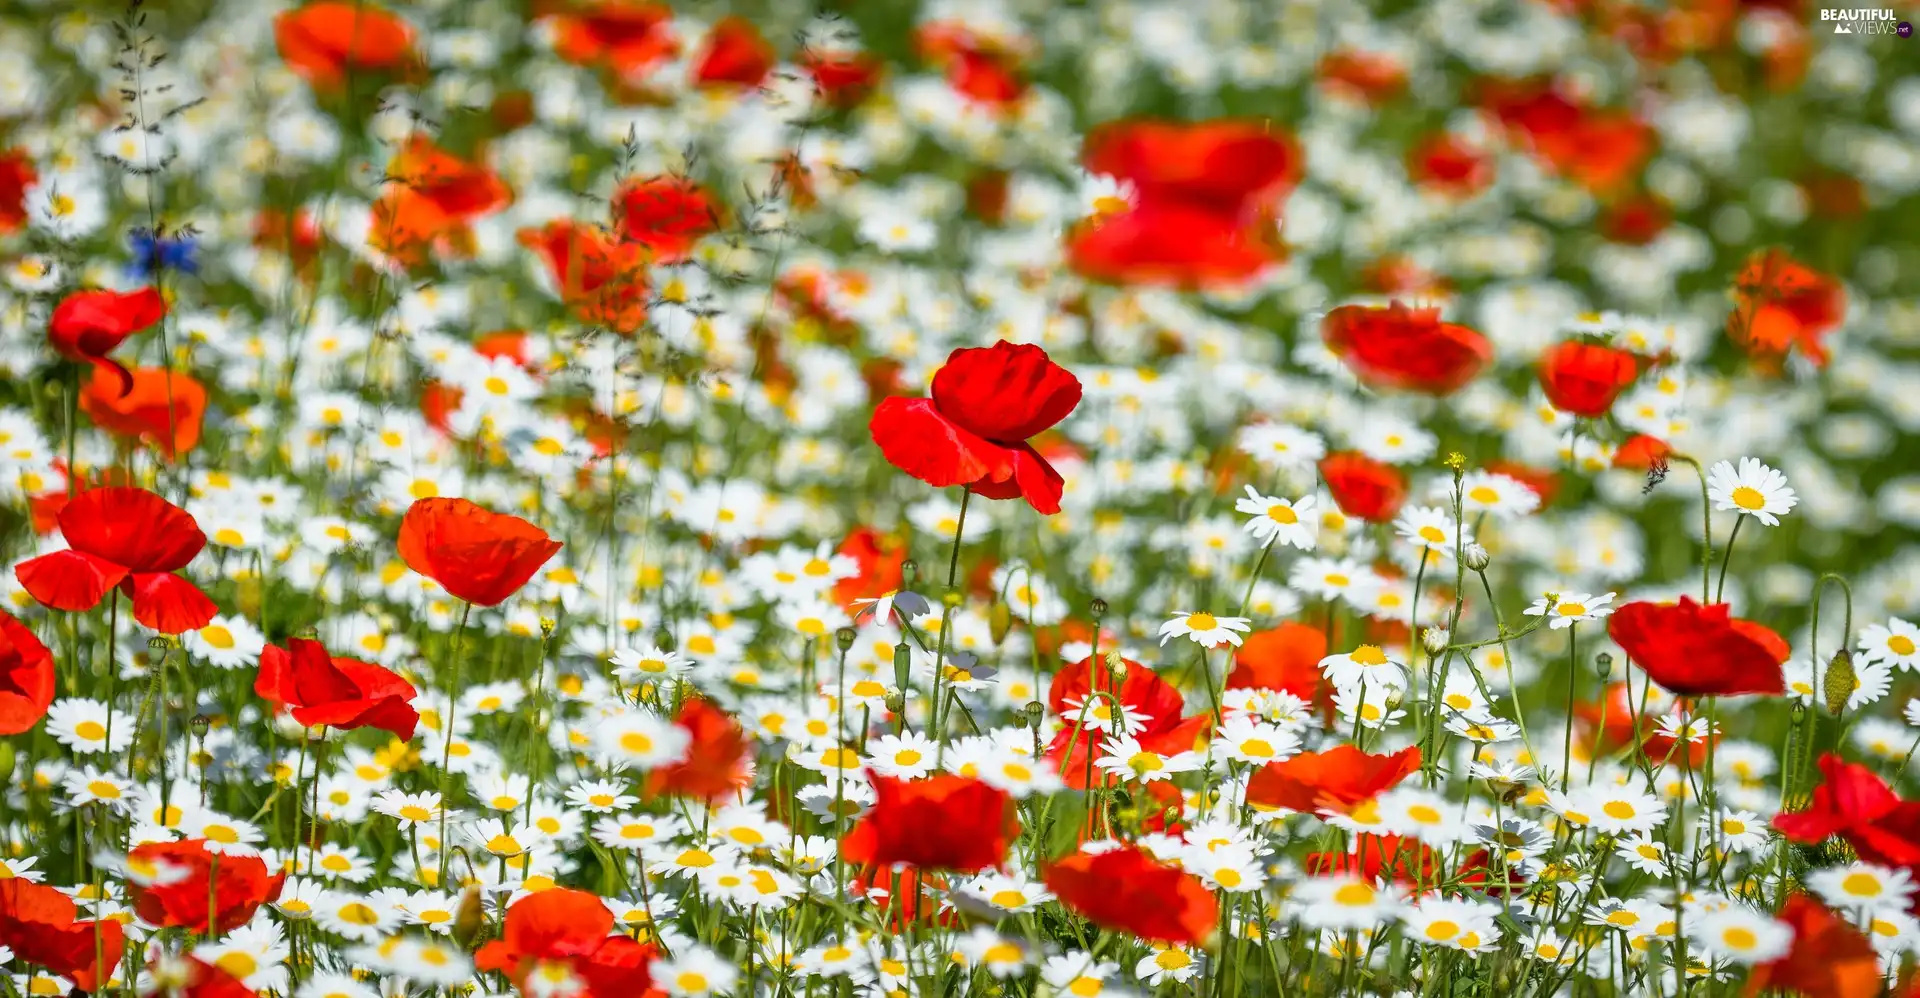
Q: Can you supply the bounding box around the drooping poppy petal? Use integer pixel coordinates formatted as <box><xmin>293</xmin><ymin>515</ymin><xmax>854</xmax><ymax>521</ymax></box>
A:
<box><xmin>930</xmin><ymin>341</ymin><xmax>1084</xmax><ymax>444</ymax></box>
<box><xmin>396</xmin><ymin>497</ymin><xmax>562</xmax><ymax>607</ymax></box>
<box><xmin>868</xmin><ymin>396</ymin><xmax>1014</xmax><ymax>490</ymax></box>
<box><xmin>966</xmin><ymin>443</ymin><xmax>1067</xmax><ymax>515</ymax></box>
<box><xmin>14</xmin><ymin>549</ymin><xmax>128</xmax><ymax>613</ymax></box>
<box><xmin>48</xmin><ymin>287</ymin><xmax>167</xmax><ymax>396</ymax></box>
<box><xmin>1321</xmin><ymin>302</ymin><xmax>1492</xmax><ymax>396</ymax></box>
<box><xmin>274</xmin><ymin>2</ymin><xmax>415</xmax><ymax>88</ymax></box>
<box><xmin>56</xmin><ymin>486</ymin><xmax>206</xmax><ymax>573</ymax></box>
<box><xmin>1044</xmin><ymin>844</ymin><xmax>1218</xmax><ymax>946</ymax></box>
<box><xmin>1773</xmin><ymin>753</ymin><xmax>1920</xmax><ymax>867</ymax></box>
<box><xmin>1319</xmin><ymin>451</ymin><xmax>1408</xmax><ymax>523</ymax></box>
<box><xmin>1606</xmin><ymin>596</ymin><xmax>1785</xmax><ymax>696</ymax></box>
<box><xmin>1246</xmin><ymin>745</ymin><xmax>1421</xmax><ymax>815</ymax></box>
<box><xmin>1538</xmin><ymin>341</ymin><xmax>1639</xmax><ymax>417</ymax></box>
<box><xmin>647</xmin><ymin>698</ymin><xmax>752</xmax><ymax>803</ymax></box>
<box><xmin>0</xmin><ymin>611</ymin><xmax>55</xmax><ymax>736</ymax></box>
<box><xmin>843</xmin><ymin>772</ymin><xmax>1017</xmax><ymax>873</ymax></box>
<box><xmin>122</xmin><ymin>571</ymin><xmax>219</xmax><ymax>634</ymax></box>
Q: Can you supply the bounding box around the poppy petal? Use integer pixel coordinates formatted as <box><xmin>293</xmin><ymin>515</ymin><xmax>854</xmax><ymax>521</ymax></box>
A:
<box><xmin>56</xmin><ymin>487</ymin><xmax>206</xmax><ymax>572</ymax></box>
<box><xmin>125</xmin><ymin>572</ymin><xmax>219</xmax><ymax>634</ymax></box>
<box><xmin>14</xmin><ymin>549</ymin><xmax>127</xmax><ymax>613</ymax></box>
<box><xmin>929</xmin><ymin>341</ymin><xmax>1083</xmax><ymax>443</ymax></box>
<box><xmin>868</xmin><ymin>396</ymin><xmax>1012</xmax><ymax>489</ymax></box>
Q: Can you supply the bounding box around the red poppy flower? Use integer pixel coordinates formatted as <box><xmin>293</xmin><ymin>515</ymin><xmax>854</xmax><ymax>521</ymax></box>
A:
<box><xmin>0</xmin><ymin>610</ymin><xmax>55</xmax><ymax>736</ymax></box>
<box><xmin>1225</xmin><ymin>623</ymin><xmax>1329</xmax><ymax>705</ymax></box>
<box><xmin>869</xmin><ymin>341</ymin><xmax>1081</xmax><ymax>515</ymax></box>
<box><xmin>1047</xmin><ymin>656</ymin><xmax>1207</xmax><ymax>790</ymax></box>
<box><xmin>0</xmin><ymin>879</ymin><xmax>124</xmax><ymax>992</ymax></box>
<box><xmin>1613</xmin><ymin>434</ymin><xmax>1672</xmax><ymax>470</ymax></box>
<box><xmin>1774</xmin><ymin>753</ymin><xmax>1920</xmax><ymax>868</ymax></box>
<box><xmin>647</xmin><ymin>698</ymin><xmax>752</xmax><ymax>803</ymax></box>
<box><xmin>274</xmin><ymin>2</ymin><xmax>415</xmax><ymax>89</ymax></box>
<box><xmin>802</xmin><ymin>51</ymin><xmax>884</xmax><ymax>106</ymax></box>
<box><xmin>476</xmin><ymin>888</ymin><xmax>657</xmax><ymax>997</ymax></box>
<box><xmin>254</xmin><ymin>637</ymin><xmax>419</xmax><ymax>739</ymax></box>
<box><xmin>48</xmin><ymin>287</ymin><xmax>166</xmax><ymax>396</ymax></box>
<box><xmin>1407</xmin><ymin>133</ymin><xmax>1493</xmax><ymax>198</ymax></box>
<box><xmin>1728</xmin><ymin>249</ymin><xmax>1845</xmax><ymax>369</ymax></box>
<box><xmin>1599</xmin><ymin>194</ymin><xmax>1670</xmax><ymax>245</ymax></box>
<box><xmin>370</xmin><ymin>138</ymin><xmax>511</xmax><ymax>266</ymax></box>
<box><xmin>1606</xmin><ymin>596</ymin><xmax>1786</xmax><ymax>696</ymax></box>
<box><xmin>14</xmin><ymin>487</ymin><xmax>217</xmax><ymax>633</ymax></box>
<box><xmin>1483</xmin><ymin>81</ymin><xmax>1652</xmax><ymax>193</ymax></box>
<box><xmin>831</xmin><ymin>527</ymin><xmax>907</xmax><ymax>607</ymax></box>
<box><xmin>1321</xmin><ymin>302</ymin><xmax>1491</xmax><ymax>396</ymax></box>
<box><xmin>691</xmin><ymin>16</ymin><xmax>775</xmax><ymax>89</ymax></box>
<box><xmin>1067</xmin><ymin>203</ymin><xmax>1286</xmax><ymax>289</ymax></box>
<box><xmin>0</xmin><ymin>148</ymin><xmax>34</xmax><ymax>234</ymax></box>
<box><xmin>519</xmin><ymin>219</ymin><xmax>652</xmax><ymax>334</ymax></box>
<box><xmin>613</xmin><ymin>176</ymin><xmax>719</xmax><ymax>262</ymax></box>
<box><xmin>127</xmin><ymin>839</ymin><xmax>284</xmax><ymax>934</ymax></box>
<box><xmin>548</xmin><ymin>2</ymin><xmax>679</xmax><ymax>80</ymax></box>
<box><xmin>1319</xmin><ymin>451</ymin><xmax>1408</xmax><ymax>523</ymax></box>
<box><xmin>79</xmin><ymin>366</ymin><xmax>207</xmax><ymax>459</ymax></box>
<box><xmin>1044</xmin><ymin>844</ymin><xmax>1217</xmax><ymax>946</ymax></box>
<box><xmin>1748</xmin><ymin>895</ymin><xmax>1883</xmax><ymax>998</ymax></box>
<box><xmin>1246</xmin><ymin>745</ymin><xmax>1421</xmax><ymax>815</ymax></box>
<box><xmin>144</xmin><ymin>958</ymin><xmax>254</xmax><ymax>998</ymax></box>
<box><xmin>1538</xmin><ymin>341</ymin><xmax>1640</xmax><ymax>417</ymax></box>
<box><xmin>916</xmin><ymin>23</ymin><xmax>1027</xmax><ymax>108</ymax></box>
<box><xmin>843</xmin><ymin>772</ymin><xmax>1017</xmax><ymax>873</ymax></box>
<box><xmin>396</xmin><ymin>497</ymin><xmax>562</xmax><ymax>608</ymax></box>
<box><xmin>1316</xmin><ymin>50</ymin><xmax>1408</xmax><ymax>104</ymax></box>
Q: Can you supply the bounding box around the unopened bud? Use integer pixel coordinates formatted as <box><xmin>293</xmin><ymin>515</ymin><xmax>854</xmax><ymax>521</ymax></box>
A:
<box><xmin>1463</xmin><ymin>543</ymin><xmax>1490</xmax><ymax>571</ymax></box>
<box><xmin>539</xmin><ymin>617</ymin><xmax>556</xmax><ymax>636</ymax></box>
<box><xmin>1823</xmin><ymin>649</ymin><xmax>1856</xmax><ymax>717</ymax></box>
<box><xmin>1089</xmin><ymin>598</ymin><xmax>1108</xmax><ymax>618</ymax></box>
<box><xmin>943</xmin><ymin>590</ymin><xmax>963</xmax><ymax>609</ymax></box>
<box><xmin>884</xmin><ymin>693</ymin><xmax>906</xmax><ymax>714</ymax></box>
<box><xmin>147</xmin><ymin>635</ymin><xmax>173</xmax><ymax>652</ymax></box>
<box><xmin>1595</xmin><ymin>652</ymin><xmax>1614</xmax><ymax>680</ymax></box>
<box><xmin>1105</xmin><ymin>649</ymin><xmax>1127</xmax><ymax>685</ymax></box>
<box><xmin>835</xmin><ymin>627</ymin><xmax>856</xmax><ymax>650</ymax></box>
<box><xmin>989</xmin><ymin>603</ymin><xmax>1013</xmax><ymax>645</ymax></box>
<box><xmin>452</xmin><ymin>884</ymin><xmax>486</xmax><ymax>947</ymax></box>
<box><xmin>190</xmin><ymin>715</ymin><xmax>211</xmax><ymax>738</ymax></box>
<box><xmin>901</xmin><ymin>560</ymin><xmax>919</xmax><ymax>585</ymax></box>
<box><xmin>892</xmin><ymin>642</ymin><xmax>912</xmax><ymax>690</ymax></box>
<box><xmin>1422</xmin><ymin>628</ymin><xmax>1449</xmax><ymax>654</ymax></box>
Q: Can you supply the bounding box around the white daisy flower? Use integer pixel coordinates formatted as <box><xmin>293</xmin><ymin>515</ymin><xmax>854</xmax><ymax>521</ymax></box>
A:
<box><xmin>1157</xmin><ymin>610</ymin><xmax>1252</xmax><ymax>649</ymax></box>
<box><xmin>1233</xmin><ymin>486</ymin><xmax>1319</xmax><ymax>550</ymax></box>
<box><xmin>1706</xmin><ymin>456</ymin><xmax>1797</xmax><ymax>526</ymax></box>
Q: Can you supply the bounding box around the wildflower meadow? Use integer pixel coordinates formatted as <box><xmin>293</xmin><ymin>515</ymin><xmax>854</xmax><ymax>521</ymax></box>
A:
<box><xmin>2</xmin><ymin>1</ymin><xmax>1920</xmax><ymax>997</ymax></box>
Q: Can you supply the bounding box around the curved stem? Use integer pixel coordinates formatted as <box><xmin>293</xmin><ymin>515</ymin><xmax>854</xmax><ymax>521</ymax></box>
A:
<box><xmin>1670</xmin><ymin>455</ymin><xmax>1713</xmax><ymax>603</ymax></box>
<box><xmin>1714</xmin><ymin>516</ymin><xmax>1745</xmax><ymax>604</ymax></box>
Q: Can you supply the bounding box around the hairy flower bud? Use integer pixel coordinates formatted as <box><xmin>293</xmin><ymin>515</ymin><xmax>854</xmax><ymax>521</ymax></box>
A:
<box><xmin>452</xmin><ymin>884</ymin><xmax>486</xmax><ymax>948</ymax></box>
<box><xmin>989</xmin><ymin>602</ymin><xmax>1013</xmax><ymax>645</ymax></box>
<box><xmin>1462</xmin><ymin>542</ymin><xmax>1490</xmax><ymax>571</ymax></box>
<box><xmin>1824</xmin><ymin>649</ymin><xmax>1856</xmax><ymax>717</ymax></box>
<box><xmin>1422</xmin><ymin>627</ymin><xmax>1449</xmax><ymax>654</ymax></box>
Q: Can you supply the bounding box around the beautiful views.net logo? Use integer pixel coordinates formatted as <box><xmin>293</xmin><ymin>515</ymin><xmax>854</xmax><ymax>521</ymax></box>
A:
<box><xmin>1818</xmin><ymin>7</ymin><xmax>1906</xmax><ymax>34</ymax></box>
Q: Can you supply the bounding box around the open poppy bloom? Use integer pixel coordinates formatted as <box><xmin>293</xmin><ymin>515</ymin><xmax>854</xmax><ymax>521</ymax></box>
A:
<box><xmin>14</xmin><ymin>487</ymin><xmax>218</xmax><ymax>633</ymax></box>
<box><xmin>1747</xmin><ymin>894</ymin><xmax>1883</xmax><ymax>998</ymax></box>
<box><xmin>1225</xmin><ymin>623</ymin><xmax>1330</xmax><ymax>704</ymax></box>
<box><xmin>519</xmin><ymin>219</ymin><xmax>653</xmax><ymax>334</ymax></box>
<box><xmin>476</xmin><ymin>888</ymin><xmax>657</xmax><ymax>997</ymax></box>
<box><xmin>48</xmin><ymin>287</ymin><xmax>167</xmax><ymax>396</ymax></box>
<box><xmin>613</xmin><ymin>176</ymin><xmax>719</xmax><ymax>262</ymax></box>
<box><xmin>1321</xmin><ymin>302</ymin><xmax>1492</xmax><ymax>396</ymax></box>
<box><xmin>1319</xmin><ymin>451</ymin><xmax>1408</xmax><ymax>523</ymax></box>
<box><xmin>1246</xmin><ymin>744</ymin><xmax>1421</xmax><ymax>815</ymax></box>
<box><xmin>1068</xmin><ymin>119</ymin><xmax>1299</xmax><ymax>288</ymax></box>
<box><xmin>1727</xmin><ymin>249</ymin><xmax>1846</xmax><ymax>369</ymax></box>
<box><xmin>370</xmin><ymin>137</ymin><xmax>512</xmax><ymax>266</ymax></box>
<box><xmin>1605</xmin><ymin>596</ymin><xmax>1786</xmax><ymax>696</ymax></box>
<box><xmin>274</xmin><ymin>2</ymin><xmax>415</xmax><ymax>89</ymax></box>
<box><xmin>254</xmin><ymin>637</ymin><xmax>420</xmax><ymax>739</ymax></box>
<box><xmin>1482</xmin><ymin>80</ymin><xmax>1652</xmax><ymax>194</ymax></box>
<box><xmin>690</xmin><ymin>16</ymin><xmax>774</xmax><ymax>89</ymax></box>
<box><xmin>1044</xmin><ymin>844</ymin><xmax>1218</xmax><ymax>946</ymax></box>
<box><xmin>0</xmin><ymin>609</ymin><xmax>55</xmax><ymax>735</ymax></box>
<box><xmin>1539</xmin><ymin>341</ymin><xmax>1639</xmax><ymax>417</ymax></box>
<box><xmin>0</xmin><ymin>879</ymin><xmax>124</xmax><ymax>991</ymax></box>
<box><xmin>1048</xmin><ymin>655</ymin><xmax>1208</xmax><ymax>790</ymax></box>
<box><xmin>843</xmin><ymin>772</ymin><xmax>1018</xmax><ymax>873</ymax></box>
<box><xmin>1774</xmin><ymin>753</ymin><xmax>1920</xmax><ymax>868</ymax></box>
<box><xmin>396</xmin><ymin>497</ymin><xmax>562</xmax><ymax>607</ymax></box>
<box><xmin>127</xmin><ymin>839</ymin><xmax>284</xmax><ymax>933</ymax></box>
<box><xmin>79</xmin><ymin>366</ymin><xmax>208</xmax><ymax>459</ymax></box>
<box><xmin>647</xmin><ymin>697</ymin><xmax>752</xmax><ymax>802</ymax></box>
<box><xmin>547</xmin><ymin>1</ymin><xmax>679</xmax><ymax>81</ymax></box>
<box><xmin>869</xmin><ymin>341</ymin><xmax>1081</xmax><ymax>515</ymax></box>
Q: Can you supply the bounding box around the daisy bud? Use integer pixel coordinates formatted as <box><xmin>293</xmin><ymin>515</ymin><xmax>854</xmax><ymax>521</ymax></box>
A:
<box><xmin>539</xmin><ymin>616</ymin><xmax>556</xmax><ymax>636</ymax></box>
<box><xmin>1595</xmin><ymin>652</ymin><xmax>1613</xmax><ymax>679</ymax></box>
<box><xmin>990</xmin><ymin>602</ymin><xmax>1013</xmax><ymax>645</ymax></box>
<box><xmin>1823</xmin><ymin>649</ymin><xmax>1856</xmax><ymax>717</ymax></box>
<box><xmin>1422</xmin><ymin>627</ymin><xmax>1449</xmax><ymax>654</ymax></box>
<box><xmin>1105</xmin><ymin>650</ymin><xmax>1127</xmax><ymax>685</ymax></box>
<box><xmin>1463</xmin><ymin>542</ymin><xmax>1490</xmax><ymax>571</ymax></box>
<box><xmin>835</xmin><ymin>626</ymin><xmax>856</xmax><ymax>650</ymax></box>
<box><xmin>885</xmin><ymin>693</ymin><xmax>906</xmax><ymax>715</ymax></box>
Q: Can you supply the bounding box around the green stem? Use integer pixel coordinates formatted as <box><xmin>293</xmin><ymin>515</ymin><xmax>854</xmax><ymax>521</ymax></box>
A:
<box><xmin>437</xmin><ymin>602</ymin><xmax>475</xmax><ymax>887</ymax></box>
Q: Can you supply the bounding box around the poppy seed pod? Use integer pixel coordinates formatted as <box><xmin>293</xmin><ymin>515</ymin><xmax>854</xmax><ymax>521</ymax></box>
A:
<box><xmin>1595</xmin><ymin>652</ymin><xmax>1613</xmax><ymax>679</ymax></box>
<box><xmin>835</xmin><ymin>626</ymin><xmax>856</xmax><ymax>650</ymax></box>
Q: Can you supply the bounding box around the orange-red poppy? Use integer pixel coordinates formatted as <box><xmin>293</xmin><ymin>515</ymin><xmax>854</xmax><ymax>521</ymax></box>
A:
<box><xmin>13</xmin><ymin>487</ymin><xmax>218</xmax><ymax>634</ymax></box>
<box><xmin>476</xmin><ymin>888</ymin><xmax>658</xmax><ymax>997</ymax></box>
<box><xmin>613</xmin><ymin>176</ymin><xmax>719</xmax><ymax>262</ymax></box>
<box><xmin>48</xmin><ymin>287</ymin><xmax>166</xmax><ymax>396</ymax></box>
<box><xmin>691</xmin><ymin>16</ymin><xmax>775</xmax><ymax>89</ymax></box>
<box><xmin>1319</xmin><ymin>451</ymin><xmax>1408</xmax><ymax>523</ymax></box>
<box><xmin>1225</xmin><ymin>623</ymin><xmax>1330</xmax><ymax>706</ymax></box>
<box><xmin>647</xmin><ymin>698</ymin><xmax>752</xmax><ymax>803</ymax></box>
<box><xmin>79</xmin><ymin>366</ymin><xmax>207</xmax><ymax>459</ymax></box>
<box><xmin>370</xmin><ymin>137</ymin><xmax>511</xmax><ymax>266</ymax></box>
<box><xmin>1538</xmin><ymin>341</ymin><xmax>1640</xmax><ymax>417</ymax></box>
<box><xmin>1321</xmin><ymin>301</ymin><xmax>1491</xmax><ymax>396</ymax></box>
<box><xmin>519</xmin><ymin>219</ymin><xmax>652</xmax><ymax>334</ymax></box>
<box><xmin>0</xmin><ymin>610</ymin><xmax>56</xmax><ymax>735</ymax></box>
<box><xmin>1048</xmin><ymin>655</ymin><xmax>1207</xmax><ymax>790</ymax></box>
<box><xmin>127</xmin><ymin>840</ymin><xmax>284</xmax><ymax>933</ymax></box>
<box><xmin>1606</xmin><ymin>596</ymin><xmax>1786</xmax><ymax>696</ymax></box>
<box><xmin>254</xmin><ymin>637</ymin><xmax>419</xmax><ymax>739</ymax></box>
<box><xmin>0</xmin><ymin>148</ymin><xmax>34</xmax><ymax>234</ymax></box>
<box><xmin>843</xmin><ymin>772</ymin><xmax>1018</xmax><ymax>873</ymax></box>
<box><xmin>1246</xmin><ymin>744</ymin><xmax>1421</xmax><ymax>815</ymax></box>
<box><xmin>1775</xmin><ymin>753</ymin><xmax>1920</xmax><ymax>869</ymax></box>
<box><xmin>1407</xmin><ymin>132</ymin><xmax>1493</xmax><ymax>198</ymax></box>
<box><xmin>0</xmin><ymin>879</ymin><xmax>123</xmax><ymax>992</ymax></box>
<box><xmin>1044</xmin><ymin>844</ymin><xmax>1217</xmax><ymax>946</ymax></box>
<box><xmin>274</xmin><ymin>2</ymin><xmax>415</xmax><ymax>89</ymax></box>
<box><xmin>396</xmin><ymin>497</ymin><xmax>562</xmax><ymax>608</ymax></box>
<box><xmin>1748</xmin><ymin>894</ymin><xmax>1883</xmax><ymax>998</ymax></box>
<box><xmin>548</xmin><ymin>2</ymin><xmax>679</xmax><ymax>81</ymax></box>
<box><xmin>1728</xmin><ymin>249</ymin><xmax>1845</xmax><ymax>369</ymax></box>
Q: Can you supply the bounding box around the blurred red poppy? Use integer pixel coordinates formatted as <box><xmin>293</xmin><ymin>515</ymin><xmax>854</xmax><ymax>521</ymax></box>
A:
<box><xmin>844</xmin><ymin>772</ymin><xmax>1018</xmax><ymax>873</ymax></box>
<box><xmin>802</xmin><ymin>51</ymin><xmax>884</xmax><ymax>106</ymax></box>
<box><xmin>1407</xmin><ymin>133</ymin><xmax>1493</xmax><ymax>198</ymax></box>
<box><xmin>127</xmin><ymin>839</ymin><xmax>284</xmax><ymax>933</ymax></box>
<box><xmin>1748</xmin><ymin>894</ymin><xmax>1882</xmax><ymax>998</ymax></box>
<box><xmin>613</xmin><ymin>176</ymin><xmax>719</xmax><ymax>262</ymax></box>
<box><xmin>917</xmin><ymin>23</ymin><xmax>1027</xmax><ymax>107</ymax></box>
<box><xmin>1322</xmin><ymin>302</ymin><xmax>1491</xmax><ymax>396</ymax></box>
<box><xmin>397</xmin><ymin>497</ymin><xmax>562</xmax><ymax>607</ymax></box>
<box><xmin>1539</xmin><ymin>341</ymin><xmax>1639</xmax><ymax>417</ymax></box>
<box><xmin>869</xmin><ymin>341</ymin><xmax>1081</xmax><ymax>515</ymax></box>
<box><xmin>1044</xmin><ymin>844</ymin><xmax>1217</xmax><ymax>946</ymax></box>
<box><xmin>1483</xmin><ymin>81</ymin><xmax>1652</xmax><ymax>193</ymax></box>
<box><xmin>549</xmin><ymin>2</ymin><xmax>678</xmax><ymax>81</ymax></box>
<box><xmin>1225</xmin><ymin>623</ymin><xmax>1329</xmax><ymax>705</ymax></box>
<box><xmin>0</xmin><ymin>879</ymin><xmax>123</xmax><ymax>992</ymax></box>
<box><xmin>80</xmin><ymin>366</ymin><xmax>207</xmax><ymax>459</ymax></box>
<box><xmin>274</xmin><ymin>2</ymin><xmax>415</xmax><ymax>89</ymax></box>
<box><xmin>0</xmin><ymin>149</ymin><xmax>33</xmax><ymax>233</ymax></box>
<box><xmin>1599</xmin><ymin>194</ymin><xmax>1669</xmax><ymax>245</ymax></box>
<box><xmin>14</xmin><ymin>487</ymin><xmax>217</xmax><ymax>633</ymax></box>
<box><xmin>691</xmin><ymin>16</ymin><xmax>775</xmax><ymax>89</ymax></box>
<box><xmin>831</xmin><ymin>527</ymin><xmax>907</xmax><ymax>606</ymax></box>
<box><xmin>1612</xmin><ymin>434</ymin><xmax>1672</xmax><ymax>470</ymax></box>
<box><xmin>255</xmin><ymin>637</ymin><xmax>420</xmax><ymax>739</ymax></box>
<box><xmin>0</xmin><ymin>610</ymin><xmax>56</xmax><ymax>735</ymax></box>
<box><xmin>1317</xmin><ymin>50</ymin><xmax>1408</xmax><ymax>105</ymax></box>
<box><xmin>1728</xmin><ymin>249</ymin><xmax>1845</xmax><ymax>369</ymax></box>
<box><xmin>1246</xmin><ymin>744</ymin><xmax>1421</xmax><ymax>815</ymax></box>
<box><xmin>476</xmin><ymin>888</ymin><xmax>657</xmax><ymax>997</ymax></box>
<box><xmin>1606</xmin><ymin>596</ymin><xmax>1786</xmax><ymax>696</ymax></box>
<box><xmin>1774</xmin><ymin>753</ymin><xmax>1920</xmax><ymax>868</ymax></box>
<box><xmin>48</xmin><ymin>287</ymin><xmax>166</xmax><ymax>396</ymax></box>
<box><xmin>144</xmin><ymin>958</ymin><xmax>254</xmax><ymax>998</ymax></box>
<box><xmin>647</xmin><ymin>698</ymin><xmax>752</xmax><ymax>802</ymax></box>
<box><xmin>1048</xmin><ymin>655</ymin><xmax>1207</xmax><ymax>790</ymax></box>
<box><xmin>1319</xmin><ymin>451</ymin><xmax>1407</xmax><ymax>523</ymax></box>
<box><xmin>370</xmin><ymin>137</ymin><xmax>511</xmax><ymax>266</ymax></box>
<box><xmin>519</xmin><ymin>219</ymin><xmax>652</xmax><ymax>334</ymax></box>
<box><xmin>1307</xmin><ymin>832</ymin><xmax>1439</xmax><ymax>885</ymax></box>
